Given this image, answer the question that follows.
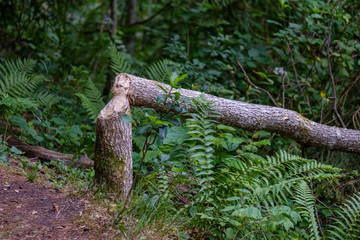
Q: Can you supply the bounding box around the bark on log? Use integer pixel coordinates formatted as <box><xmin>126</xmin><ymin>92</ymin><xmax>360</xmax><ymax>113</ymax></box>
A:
<box><xmin>2</xmin><ymin>135</ymin><xmax>94</xmax><ymax>168</ymax></box>
<box><xmin>94</xmin><ymin>74</ymin><xmax>133</xmax><ymax>200</ymax></box>
<box><xmin>119</xmin><ymin>73</ymin><xmax>360</xmax><ymax>154</ymax></box>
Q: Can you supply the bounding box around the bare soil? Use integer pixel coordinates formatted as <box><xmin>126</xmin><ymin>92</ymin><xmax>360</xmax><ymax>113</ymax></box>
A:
<box><xmin>0</xmin><ymin>160</ymin><xmax>120</xmax><ymax>240</ymax></box>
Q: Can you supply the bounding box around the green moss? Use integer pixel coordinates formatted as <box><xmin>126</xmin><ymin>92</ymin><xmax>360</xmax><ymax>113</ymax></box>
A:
<box><xmin>296</xmin><ymin>113</ymin><xmax>312</xmax><ymax>137</ymax></box>
<box><xmin>94</xmin><ymin>145</ymin><xmax>128</xmax><ymax>193</ymax></box>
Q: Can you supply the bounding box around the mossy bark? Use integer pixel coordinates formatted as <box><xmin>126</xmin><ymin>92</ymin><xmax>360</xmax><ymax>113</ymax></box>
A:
<box><xmin>94</xmin><ymin>74</ymin><xmax>133</xmax><ymax>201</ymax></box>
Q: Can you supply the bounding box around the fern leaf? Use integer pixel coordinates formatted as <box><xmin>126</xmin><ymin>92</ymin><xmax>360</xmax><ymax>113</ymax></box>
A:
<box><xmin>76</xmin><ymin>79</ymin><xmax>106</xmax><ymax>122</ymax></box>
<box><xmin>146</xmin><ymin>59</ymin><xmax>181</xmax><ymax>82</ymax></box>
<box><xmin>108</xmin><ymin>43</ymin><xmax>131</xmax><ymax>74</ymax></box>
<box><xmin>326</xmin><ymin>192</ymin><xmax>360</xmax><ymax>239</ymax></box>
<box><xmin>34</xmin><ymin>90</ymin><xmax>60</xmax><ymax>108</ymax></box>
<box><xmin>294</xmin><ymin>181</ymin><xmax>321</xmax><ymax>240</ymax></box>
<box><xmin>0</xmin><ymin>59</ymin><xmax>41</xmax><ymax>97</ymax></box>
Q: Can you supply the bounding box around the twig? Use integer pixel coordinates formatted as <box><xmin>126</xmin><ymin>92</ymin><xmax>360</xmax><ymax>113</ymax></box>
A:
<box><xmin>186</xmin><ymin>29</ymin><xmax>190</xmax><ymax>59</ymax></box>
<box><xmin>281</xmin><ymin>73</ymin><xmax>286</xmax><ymax>108</ymax></box>
<box><xmin>320</xmin><ymin>99</ymin><xmax>324</xmax><ymax>124</ymax></box>
<box><xmin>243</xmin><ymin>15</ymin><xmax>267</xmax><ymax>40</ymax></box>
<box><xmin>315</xmin><ymin>197</ymin><xmax>336</xmax><ymax>218</ymax></box>
<box><xmin>326</xmin><ymin>2</ymin><xmax>346</xmax><ymax>128</ymax></box>
<box><xmin>125</xmin><ymin>1</ymin><xmax>172</xmax><ymax>27</ymax></box>
<box><xmin>351</xmin><ymin>107</ymin><xmax>360</xmax><ymax>129</ymax></box>
<box><xmin>121</xmin><ymin>132</ymin><xmax>157</xmax><ymax>211</ymax></box>
<box><xmin>239</xmin><ymin>230</ymin><xmax>257</xmax><ymax>240</ymax></box>
<box><xmin>338</xmin><ymin>70</ymin><xmax>360</xmax><ymax>116</ymax></box>
<box><xmin>286</xmin><ymin>40</ymin><xmax>312</xmax><ymax>111</ymax></box>
<box><xmin>237</xmin><ymin>58</ymin><xmax>280</xmax><ymax>107</ymax></box>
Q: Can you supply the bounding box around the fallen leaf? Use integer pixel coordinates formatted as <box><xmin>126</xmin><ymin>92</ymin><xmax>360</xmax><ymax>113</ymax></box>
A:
<box><xmin>53</xmin><ymin>203</ymin><xmax>59</xmax><ymax>212</ymax></box>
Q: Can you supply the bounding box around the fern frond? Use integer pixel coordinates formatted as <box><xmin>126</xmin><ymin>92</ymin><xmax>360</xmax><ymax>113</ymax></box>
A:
<box><xmin>34</xmin><ymin>90</ymin><xmax>60</xmax><ymax>108</ymax></box>
<box><xmin>0</xmin><ymin>59</ymin><xmax>42</xmax><ymax>98</ymax></box>
<box><xmin>76</xmin><ymin>79</ymin><xmax>106</xmax><ymax>122</ymax></box>
<box><xmin>186</xmin><ymin>94</ymin><xmax>220</xmax><ymax>198</ymax></box>
<box><xmin>294</xmin><ymin>181</ymin><xmax>320</xmax><ymax>240</ymax></box>
<box><xmin>229</xmin><ymin>150</ymin><xmax>341</xmax><ymax>207</ymax></box>
<box><xmin>146</xmin><ymin>59</ymin><xmax>181</xmax><ymax>82</ymax></box>
<box><xmin>108</xmin><ymin>43</ymin><xmax>131</xmax><ymax>74</ymax></box>
<box><xmin>0</xmin><ymin>95</ymin><xmax>38</xmax><ymax>112</ymax></box>
<box><xmin>0</xmin><ymin>58</ymin><xmax>36</xmax><ymax>77</ymax></box>
<box><xmin>326</xmin><ymin>192</ymin><xmax>360</xmax><ymax>239</ymax></box>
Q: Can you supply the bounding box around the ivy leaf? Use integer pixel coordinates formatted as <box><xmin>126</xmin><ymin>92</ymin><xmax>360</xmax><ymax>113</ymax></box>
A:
<box><xmin>173</xmin><ymin>91</ymin><xmax>181</xmax><ymax>100</ymax></box>
<box><xmin>283</xmin><ymin>218</ymin><xmax>294</xmax><ymax>231</ymax></box>
<box><xmin>252</xmin><ymin>139</ymin><xmax>270</xmax><ymax>146</ymax></box>
<box><xmin>163</xmin><ymin>126</ymin><xmax>189</xmax><ymax>144</ymax></box>
<box><xmin>248</xmin><ymin>48</ymin><xmax>260</xmax><ymax>58</ymax></box>
<box><xmin>173</xmin><ymin>74</ymin><xmax>188</xmax><ymax>85</ymax></box>
<box><xmin>120</xmin><ymin>114</ymin><xmax>133</xmax><ymax>123</ymax></box>
<box><xmin>10</xmin><ymin>146</ymin><xmax>23</xmax><ymax>155</ymax></box>
<box><xmin>137</xmin><ymin>125</ymin><xmax>150</xmax><ymax>135</ymax></box>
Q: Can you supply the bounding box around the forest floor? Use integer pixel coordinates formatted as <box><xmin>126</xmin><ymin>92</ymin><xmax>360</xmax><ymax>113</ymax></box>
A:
<box><xmin>0</xmin><ymin>158</ymin><xmax>121</xmax><ymax>240</ymax></box>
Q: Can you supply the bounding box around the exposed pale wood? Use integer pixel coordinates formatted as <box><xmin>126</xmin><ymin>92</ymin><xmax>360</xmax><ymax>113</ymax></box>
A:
<box><xmin>3</xmin><ymin>136</ymin><xmax>94</xmax><ymax>168</ymax></box>
<box><xmin>94</xmin><ymin>74</ymin><xmax>133</xmax><ymax>200</ymax></box>
<box><xmin>119</xmin><ymin>73</ymin><xmax>360</xmax><ymax>154</ymax></box>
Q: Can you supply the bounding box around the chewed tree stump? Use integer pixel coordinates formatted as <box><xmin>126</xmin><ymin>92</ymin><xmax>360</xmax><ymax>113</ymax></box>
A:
<box><xmin>94</xmin><ymin>74</ymin><xmax>133</xmax><ymax>200</ymax></box>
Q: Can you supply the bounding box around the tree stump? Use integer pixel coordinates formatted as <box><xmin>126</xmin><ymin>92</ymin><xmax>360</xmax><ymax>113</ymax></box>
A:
<box><xmin>94</xmin><ymin>74</ymin><xmax>133</xmax><ymax>200</ymax></box>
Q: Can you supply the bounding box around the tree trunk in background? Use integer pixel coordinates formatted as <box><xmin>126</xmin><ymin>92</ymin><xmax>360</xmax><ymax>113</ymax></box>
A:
<box><xmin>122</xmin><ymin>73</ymin><xmax>360</xmax><ymax>154</ymax></box>
<box><xmin>111</xmin><ymin>0</ymin><xmax>118</xmax><ymax>37</ymax></box>
<box><xmin>126</xmin><ymin>0</ymin><xmax>137</xmax><ymax>54</ymax></box>
<box><xmin>94</xmin><ymin>74</ymin><xmax>133</xmax><ymax>200</ymax></box>
<box><xmin>102</xmin><ymin>0</ymin><xmax>118</xmax><ymax>102</ymax></box>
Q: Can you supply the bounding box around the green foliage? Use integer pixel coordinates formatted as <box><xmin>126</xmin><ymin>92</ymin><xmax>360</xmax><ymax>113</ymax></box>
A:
<box><xmin>76</xmin><ymin>79</ymin><xmax>106</xmax><ymax>122</ymax></box>
<box><xmin>186</xmin><ymin>94</ymin><xmax>219</xmax><ymax>201</ymax></box>
<box><xmin>115</xmin><ymin>190</ymin><xmax>186</xmax><ymax>239</ymax></box>
<box><xmin>45</xmin><ymin>160</ymin><xmax>94</xmax><ymax>190</ymax></box>
<box><xmin>17</xmin><ymin>157</ymin><xmax>43</xmax><ymax>182</ymax></box>
<box><xmin>294</xmin><ymin>181</ymin><xmax>320</xmax><ymax>240</ymax></box>
<box><xmin>326</xmin><ymin>192</ymin><xmax>360</xmax><ymax>239</ymax></box>
<box><xmin>108</xmin><ymin>43</ymin><xmax>131</xmax><ymax>75</ymax></box>
<box><xmin>0</xmin><ymin>58</ymin><xmax>41</xmax><ymax>111</ymax></box>
<box><xmin>146</xmin><ymin>59</ymin><xmax>181</xmax><ymax>83</ymax></box>
<box><xmin>1</xmin><ymin>0</ymin><xmax>360</xmax><ymax>238</ymax></box>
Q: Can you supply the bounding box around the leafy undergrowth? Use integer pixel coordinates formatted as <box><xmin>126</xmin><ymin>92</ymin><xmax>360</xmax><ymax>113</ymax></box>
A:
<box><xmin>0</xmin><ymin>157</ymin><xmax>179</xmax><ymax>240</ymax></box>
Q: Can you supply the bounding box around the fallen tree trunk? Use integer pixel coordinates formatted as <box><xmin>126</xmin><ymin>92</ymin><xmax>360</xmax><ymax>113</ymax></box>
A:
<box><xmin>2</xmin><ymin>135</ymin><xmax>94</xmax><ymax>168</ymax></box>
<box><xmin>122</xmin><ymin>73</ymin><xmax>360</xmax><ymax>154</ymax></box>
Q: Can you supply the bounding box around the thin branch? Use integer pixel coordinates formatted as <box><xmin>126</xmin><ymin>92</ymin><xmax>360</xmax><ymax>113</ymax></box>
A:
<box><xmin>186</xmin><ymin>29</ymin><xmax>190</xmax><ymax>59</ymax></box>
<box><xmin>351</xmin><ymin>107</ymin><xmax>360</xmax><ymax>129</ymax></box>
<box><xmin>315</xmin><ymin>197</ymin><xmax>336</xmax><ymax>217</ymax></box>
<box><xmin>237</xmin><ymin>58</ymin><xmax>280</xmax><ymax>107</ymax></box>
<box><xmin>125</xmin><ymin>1</ymin><xmax>171</xmax><ymax>27</ymax></box>
<box><xmin>121</xmin><ymin>132</ymin><xmax>157</xmax><ymax>209</ymax></box>
<box><xmin>281</xmin><ymin>73</ymin><xmax>286</xmax><ymax>108</ymax></box>
<box><xmin>243</xmin><ymin>15</ymin><xmax>267</xmax><ymax>40</ymax></box>
<box><xmin>286</xmin><ymin>40</ymin><xmax>312</xmax><ymax>111</ymax></box>
<box><xmin>326</xmin><ymin>2</ymin><xmax>346</xmax><ymax>128</ymax></box>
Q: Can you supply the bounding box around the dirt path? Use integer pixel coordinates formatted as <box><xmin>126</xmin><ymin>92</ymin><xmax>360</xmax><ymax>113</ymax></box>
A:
<box><xmin>0</xmin><ymin>164</ymin><xmax>117</xmax><ymax>240</ymax></box>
